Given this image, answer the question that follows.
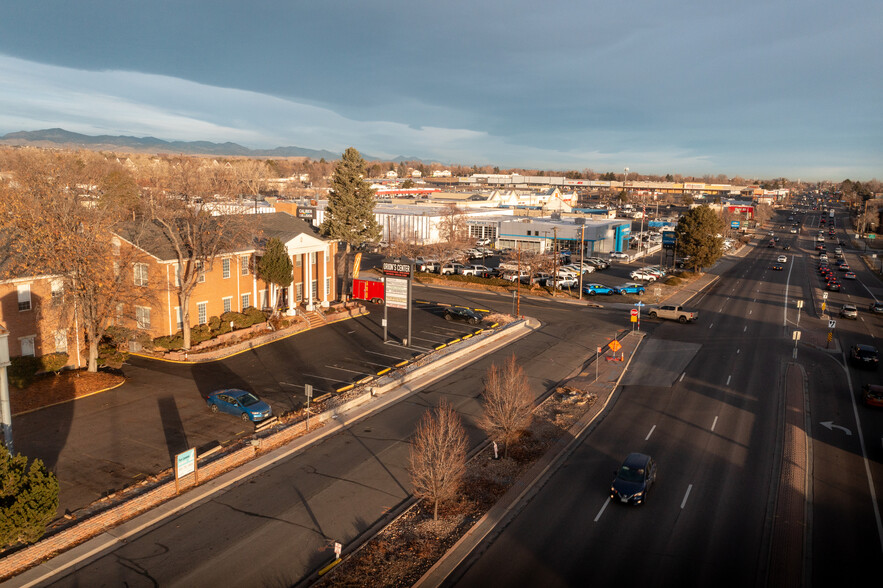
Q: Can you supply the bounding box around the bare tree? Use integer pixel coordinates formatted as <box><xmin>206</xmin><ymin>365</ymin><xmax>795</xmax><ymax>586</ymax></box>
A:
<box><xmin>478</xmin><ymin>355</ymin><xmax>533</xmax><ymax>458</ymax></box>
<box><xmin>409</xmin><ymin>400</ymin><xmax>468</xmax><ymax>521</ymax></box>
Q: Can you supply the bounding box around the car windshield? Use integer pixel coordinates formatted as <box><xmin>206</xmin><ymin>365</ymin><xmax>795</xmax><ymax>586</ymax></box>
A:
<box><xmin>237</xmin><ymin>393</ymin><xmax>261</xmax><ymax>407</ymax></box>
<box><xmin>617</xmin><ymin>465</ymin><xmax>645</xmax><ymax>483</ymax></box>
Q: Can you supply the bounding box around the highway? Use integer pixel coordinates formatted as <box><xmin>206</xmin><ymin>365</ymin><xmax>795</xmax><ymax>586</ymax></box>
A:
<box><xmin>447</xmin><ymin>209</ymin><xmax>883</xmax><ymax>587</ymax></box>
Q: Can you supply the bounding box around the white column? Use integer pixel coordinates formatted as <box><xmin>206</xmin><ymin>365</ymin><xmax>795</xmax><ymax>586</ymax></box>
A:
<box><xmin>306</xmin><ymin>250</ymin><xmax>314</xmax><ymax>310</ymax></box>
<box><xmin>287</xmin><ymin>251</ymin><xmax>296</xmax><ymax>316</ymax></box>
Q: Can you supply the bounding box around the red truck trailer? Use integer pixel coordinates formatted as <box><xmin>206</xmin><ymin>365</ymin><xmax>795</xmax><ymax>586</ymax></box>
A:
<box><xmin>352</xmin><ymin>278</ymin><xmax>385</xmax><ymax>304</ymax></box>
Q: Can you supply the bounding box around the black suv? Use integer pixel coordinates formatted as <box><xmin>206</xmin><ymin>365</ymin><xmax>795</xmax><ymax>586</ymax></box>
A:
<box><xmin>610</xmin><ymin>453</ymin><xmax>657</xmax><ymax>505</ymax></box>
<box><xmin>849</xmin><ymin>344</ymin><xmax>879</xmax><ymax>370</ymax></box>
<box><xmin>443</xmin><ymin>306</ymin><xmax>482</xmax><ymax>325</ymax></box>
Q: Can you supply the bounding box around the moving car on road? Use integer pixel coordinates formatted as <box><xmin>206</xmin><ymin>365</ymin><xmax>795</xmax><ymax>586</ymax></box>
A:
<box><xmin>870</xmin><ymin>301</ymin><xmax>883</xmax><ymax>314</ymax></box>
<box><xmin>777</xmin><ymin>255</ymin><xmax>788</xmax><ymax>263</ymax></box>
<box><xmin>610</xmin><ymin>453</ymin><xmax>657</xmax><ymax>505</ymax></box>
<box><xmin>849</xmin><ymin>344</ymin><xmax>879</xmax><ymax>370</ymax></box>
<box><xmin>840</xmin><ymin>304</ymin><xmax>858</xmax><ymax>319</ymax></box>
<box><xmin>206</xmin><ymin>389</ymin><xmax>272</xmax><ymax>422</ymax></box>
<box><xmin>863</xmin><ymin>384</ymin><xmax>883</xmax><ymax>408</ymax></box>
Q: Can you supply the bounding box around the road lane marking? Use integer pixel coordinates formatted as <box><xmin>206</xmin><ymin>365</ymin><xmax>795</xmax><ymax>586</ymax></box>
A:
<box><xmin>681</xmin><ymin>484</ymin><xmax>693</xmax><ymax>509</ymax></box>
<box><xmin>726</xmin><ymin>375</ymin><xmax>731</xmax><ymax>386</ymax></box>
<box><xmin>711</xmin><ymin>416</ymin><xmax>718</xmax><ymax>432</ymax></box>
<box><xmin>708</xmin><ymin>323</ymin><xmax>714</xmax><ymax>328</ymax></box>
<box><xmin>679</xmin><ymin>372</ymin><xmax>685</xmax><ymax>382</ymax></box>
<box><xmin>595</xmin><ymin>498</ymin><xmax>611</xmax><ymax>521</ymax></box>
<box><xmin>645</xmin><ymin>425</ymin><xmax>656</xmax><ymax>441</ymax></box>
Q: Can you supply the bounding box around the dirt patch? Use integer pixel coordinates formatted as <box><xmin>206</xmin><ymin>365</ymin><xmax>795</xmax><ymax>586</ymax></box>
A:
<box><xmin>10</xmin><ymin>370</ymin><xmax>125</xmax><ymax>415</ymax></box>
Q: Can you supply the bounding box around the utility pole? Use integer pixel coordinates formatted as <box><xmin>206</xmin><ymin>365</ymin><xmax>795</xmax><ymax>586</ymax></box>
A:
<box><xmin>551</xmin><ymin>227</ymin><xmax>558</xmax><ymax>296</ymax></box>
<box><xmin>579</xmin><ymin>224</ymin><xmax>585</xmax><ymax>300</ymax></box>
<box><xmin>516</xmin><ymin>241</ymin><xmax>522</xmax><ymax>317</ymax></box>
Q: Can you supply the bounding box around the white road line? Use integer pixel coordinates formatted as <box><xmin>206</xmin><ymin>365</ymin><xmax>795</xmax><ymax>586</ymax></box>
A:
<box><xmin>736</xmin><ymin>349</ymin><xmax>741</xmax><ymax>354</ymax></box>
<box><xmin>711</xmin><ymin>416</ymin><xmax>719</xmax><ymax>431</ymax></box>
<box><xmin>744</xmin><ymin>325</ymin><xmax>748</xmax><ymax>332</ymax></box>
<box><xmin>366</xmin><ymin>350</ymin><xmax>412</xmax><ymax>360</ymax></box>
<box><xmin>726</xmin><ymin>375</ymin><xmax>731</xmax><ymax>386</ymax></box>
<box><xmin>681</xmin><ymin>484</ymin><xmax>693</xmax><ymax>509</ymax></box>
<box><xmin>595</xmin><ymin>498</ymin><xmax>611</xmax><ymax>522</ymax></box>
<box><xmin>301</xmin><ymin>373</ymin><xmax>349</xmax><ymax>383</ymax></box>
<box><xmin>645</xmin><ymin>425</ymin><xmax>656</xmax><ymax>441</ymax></box>
<box><xmin>679</xmin><ymin>372</ymin><xmax>686</xmax><ymax>382</ymax></box>
<box><xmin>325</xmin><ymin>365</ymin><xmax>368</xmax><ymax>375</ymax></box>
<box><xmin>708</xmin><ymin>323</ymin><xmax>714</xmax><ymax>329</ymax></box>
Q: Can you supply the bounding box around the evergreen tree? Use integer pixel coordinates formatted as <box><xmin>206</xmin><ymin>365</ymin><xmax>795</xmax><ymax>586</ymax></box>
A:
<box><xmin>320</xmin><ymin>147</ymin><xmax>381</xmax><ymax>253</ymax></box>
<box><xmin>256</xmin><ymin>237</ymin><xmax>293</xmax><ymax>313</ymax></box>
<box><xmin>675</xmin><ymin>205</ymin><xmax>726</xmax><ymax>272</ymax></box>
<box><xmin>0</xmin><ymin>448</ymin><xmax>59</xmax><ymax>548</ymax></box>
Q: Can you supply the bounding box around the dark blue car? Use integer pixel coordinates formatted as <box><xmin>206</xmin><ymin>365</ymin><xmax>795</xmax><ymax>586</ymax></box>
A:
<box><xmin>206</xmin><ymin>389</ymin><xmax>272</xmax><ymax>422</ymax></box>
<box><xmin>614</xmin><ymin>283</ymin><xmax>646</xmax><ymax>295</ymax></box>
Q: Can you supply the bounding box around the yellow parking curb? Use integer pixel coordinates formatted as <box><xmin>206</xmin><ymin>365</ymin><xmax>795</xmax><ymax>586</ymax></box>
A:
<box><xmin>377</xmin><ymin>367</ymin><xmax>392</xmax><ymax>376</ymax></box>
<box><xmin>318</xmin><ymin>558</ymin><xmax>341</xmax><ymax>576</ymax></box>
<box><xmin>336</xmin><ymin>384</ymin><xmax>354</xmax><ymax>393</ymax></box>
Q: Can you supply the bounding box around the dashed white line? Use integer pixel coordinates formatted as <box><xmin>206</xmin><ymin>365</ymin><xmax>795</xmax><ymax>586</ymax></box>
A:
<box><xmin>595</xmin><ymin>498</ymin><xmax>611</xmax><ymax>521</ymax></box>
<box><xmin>645</xmin><ymin>425</ymin><xmax>656</xmax><ymax>441</ymax></box>
<box><xmin>679</xmin><ymin>372</ymin><xmax>686</xmax><ymax>382</ymax></box>
<box><xmin>681</xmin><ymin>484</ymin><xmax>693</xmax><ymax>509</ymax></box>
<box><xmin>711</xmin><ymin>416</ymin><xmax>719</xmax><ymax>432</ymax></box>
<box><xmin>726</xmin><ymin>375</ymin><xmax>732</xmax><ymax>386</ymax></box>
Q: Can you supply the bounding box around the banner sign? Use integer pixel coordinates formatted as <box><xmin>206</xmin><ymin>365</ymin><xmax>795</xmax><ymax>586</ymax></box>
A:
<box><xmin>385</xmin><ymin>277</ymin><xmax>408</xmax><ymax>309</ymax></box>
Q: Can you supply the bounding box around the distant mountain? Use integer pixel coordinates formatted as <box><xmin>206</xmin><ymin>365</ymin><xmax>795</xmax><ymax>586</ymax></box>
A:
<box><xmin>0</xmin><ymin>128</ymin><xmax>353</xmax><ymax>161</ymax></box>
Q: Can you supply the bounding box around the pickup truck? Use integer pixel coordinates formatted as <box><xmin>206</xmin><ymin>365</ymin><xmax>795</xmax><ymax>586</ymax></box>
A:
<box><xmin>647</xmin><ymin>305</ymin><xmax>699</xmax><ymax>323</ymax></box>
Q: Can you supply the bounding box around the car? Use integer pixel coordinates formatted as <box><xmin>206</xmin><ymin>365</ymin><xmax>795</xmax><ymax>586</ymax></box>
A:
<box><xmin>844</xmin><ymin>271</ymin><xmax>856</xmax><ymax>280</ymax></box>
<box><xmin>443</xmin><ymin>306</ymin><xmax>483</xmax><ymax>325</ymax></box>
<box><xmin>826</xmin><ymin>281</ymin><xmax>841</xmax><ymax>292</ymax></box>
<box><xmin>834</xmin><ymin>246</ymin><xmax>843</xmax><ymax>255</ymax></box>
<box><xmin>583</xmin><ymin>283</ymin><xmax>616</xmax><ymax>295</ymax></box>
<box><xmin>610</xmin><ymin>453</ymin><xmax>657</xmax><ymax>505</ymax></box>
<box><xmin>870</xmin><ymin>301</ymin><xmax>883</xmax><ymax>314</ymax></box>
<box><xmin>782</xmin><ymin>244</ymin><xmax>791</xmax><ymax>250</ymax></box>
<box><xmin>550</xmin><ymin>276</ymin><xmax>578</xmax><ymax>289</ymax></box>
<box><xmin>789</xmin><ymin>228</ymin><xmax>797</xmax><ymax>234</ymax></box>
<box><xmin>849</xmin><ymin>344</ymin><xmax>879</xmax><ymax>370</ymax></box>
<box><xmin>206</xmin><ymin>389</ymin><xmax>272</xmax><ymax>422</ymax></box>
<box><xmin>440</xmin><ymin>263</ymin><xmax>465</xmax><ymax>275</ymax></box>
<box><xmin>586</xmin><ymin>257</ymin><xmax>610</xmax><ymax>270</ymax></box>
<box><xmin>840</xmin><ymin>304</ymin><xmax>858</xmax><ymax>319</ymax></box>
<box><xmin>767</xmin><ymin>240</ymin><xmax>776</xmax><ymax>248</ymax></box>
<box><xmin>771</xmin><ymin>264</ymin><xmax>784</xmax><ymax>271</ymax></box>
<box><xmin>629</xmin><ymin>270</ymin><xmax>657</xmax><ymax>282</ymax></box>
<box><xmin>461</xmin><ymin>264</ymin><xmax>491</xmax><ymax>277</ymax></box>
<box><xmin>819</xmin><ymin>254</ymin><xmax>828</xmax><ymax>263</ymax></box>
<box><xmin>838</xmin><ymin>263</ymin><xmax>850</xmax><ymax>271</ymax></box>
<box><xmin>610</xmin><ymin>251</ymin><xmax>630</xmax><ymax>260</ymax></box>
<box><xmin>777</xmin><ymin>255</ymin><xmax>787</xmax><ymax>263</ymax></box>
<box><xmin>863</xmin><ymin>384</ymin><xmax>883</xmax><ymax>408</ymax></box>
<box><xmin>614</xmin><ymin>283</ymin><xmax>646</xmax><ymax>295</ymax></box>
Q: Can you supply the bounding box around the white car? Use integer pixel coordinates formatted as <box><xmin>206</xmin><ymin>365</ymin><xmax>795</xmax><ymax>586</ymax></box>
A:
<box><xmin>440</xmin><ymin>263</ymin><xmax>465</xmax><ymax>275</ymax></box>
<box><xmin>629</xmin><ymin>270</ymin><xmax>658</xmax><ymax>282</ymax></box>
<box><xmin>610</xmin><ymin>252</ymin><xmax>630</xmax><ymax>261</ymax></box>
<box><xmin>550</xmin><ymin>276</ymin><xmax>578</xmax><ymax>289</ymax></box>
<box><xmin>461</xmin><ymin>264</ymin><xmax>490</xmax><ymax>277</ymax></box>
<box><xmin>777</xmin><ymin>255</ymin><xmax>787</xmax><ymax>263</ymax></box>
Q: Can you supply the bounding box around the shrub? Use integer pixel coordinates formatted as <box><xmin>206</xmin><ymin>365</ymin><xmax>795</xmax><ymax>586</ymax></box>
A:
<box><xmin>0</xmin><ymin>449</ymin><xmax>59</xmax><ymax>548</ymax></box>
<box><xmin>243</xmin><ymin>306</ymin><xmax>268</xmax><ymax>326</ymax></box>
<box><xmin>103</xmin><ymin>325</ymin><xmax>134</xmax><ymax>348</ymax></box>
<box><xmin>8</xmin><ymin>356</ymin><xmax>40</xmax><ymax>389</ymax></box>
<box><xmin>189</xmin><ymin>324</ymin><xmax>213</xmax><ymax>345</ymax></box>
<box><xmin>39</xmin><ymin>352</ymin><xmax>69</xmax><ymax>374</ymax></box>
<box><xmin>221</xmin><ymin>311</ymin><xmax>251</xmax><ymax>330</ymax></box>
<box><xmin>153</xmin><ymin>334</ymin><xmax>184</xmax><ymax>350</ymax></box>
<box><xmin>208</xmin><ymin>315</ymin><xmax>221</xmax><ymax>332</ymax></box>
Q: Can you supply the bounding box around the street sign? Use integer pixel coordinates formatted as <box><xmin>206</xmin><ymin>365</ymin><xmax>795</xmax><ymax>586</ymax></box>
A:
<box><xmin>630</xmin><ymin>309</ymin><xmax>638</xmax><ymax>316</ymax></box>
<box><xmin>609</xmin><ymin>340</ymin><xmax>622</xmax><ymax>352</ymax></box>
<box><xmin>304</xmin><ymin>383</ymin><xmax>313</xmax><ymax>399</ymax></box>
<box><xmin>828</xmin><ymin>319</ymin><xmax>836</xmax><ymax>329</ymax></box>
<box><xmin>822</xmin><ymin>292</ymin><xmax>828</xmax><ymax>300</ymax></box>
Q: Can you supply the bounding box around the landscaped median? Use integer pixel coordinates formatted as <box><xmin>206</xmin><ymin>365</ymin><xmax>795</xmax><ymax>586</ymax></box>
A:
<box><xmin>0</xmin><ymin>314</ymin><xmax>526</xmax><ymax>582</ymax></box>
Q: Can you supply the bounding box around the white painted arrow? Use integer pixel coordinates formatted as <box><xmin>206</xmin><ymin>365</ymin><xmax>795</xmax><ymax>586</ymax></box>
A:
<box><xmin>820</xmin><ymin>421</ymin><xmax>852</xmax><ymax>436</ymax></box>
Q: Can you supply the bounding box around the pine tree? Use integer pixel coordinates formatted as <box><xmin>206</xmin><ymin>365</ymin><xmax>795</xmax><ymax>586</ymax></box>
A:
<box><xmin>256</xmin><ymin>237</ymin><xmax>293</xmax><ymax>313</ymax></box>
<box><xmin>675</xmin><ymin>205</ymin><xmax>726</xmax><ymax>272</ymax></box>
<box><xmin>0</xmin><ymin>448</ymin><xmax>59</xmax><ymax>548</ymax></box>
<box><xmin>320</xmin><ymin>147</ymin><xmax>381</xmax><ymax>253</ymax></box>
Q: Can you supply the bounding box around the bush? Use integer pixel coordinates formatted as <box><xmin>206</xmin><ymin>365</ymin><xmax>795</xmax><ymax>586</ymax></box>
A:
<box><xmin>208</xmin><ymin>315</ymin><xmax>221</xmax><ymax>332</ymax></box>
<box><xmin>8</xmin><ymin>356</ymin><xmax>40</xmax><ymax>389</ymax></box>
<box><xmin>103</xmin><ymin>325</ymin><xmax>134</xmax><ymax>348</ymax></box>
<box><xmin>243</xmin><ymin>306</ymin><xmax>268</xmax><ymax>326</ymax></box>
<box><xmin>189</xmin><ymin>324</ymin><xmax>213</xmax><ymax>345</ymax></box>
<box><xmin>153</xmin><ymin>334</ymin><xmax>184</xmax><ymax>350</ymax></box>
<box><xmin>221</xmin><ymin>311</ymin><xmax>251</xmax><ymax>329</ymax></box>
<box><xmin>0</xmin><ymin>449</ymin><xmax>59</xmax><ymax>548</ymax></box>
<box><xmin>39</xmin><ymin>352</ymin><xmax>69</xmax><ymax>374</ymax></box>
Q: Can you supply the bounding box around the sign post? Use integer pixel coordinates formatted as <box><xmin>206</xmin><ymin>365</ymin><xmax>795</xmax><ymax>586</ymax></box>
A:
<box><xmin>174</xmin><ymin>448</ymin><xmax>197</xmax><ymax>494</ymax></box>
<box><xmin>304</xmin><ymin>383</ymin><xmax>313</xmax><ymax>431</ymax></box>
<box><xmin>382</xmin><ymin>258</ymin><xmax>414</xmax><ymax>346</ymax></box>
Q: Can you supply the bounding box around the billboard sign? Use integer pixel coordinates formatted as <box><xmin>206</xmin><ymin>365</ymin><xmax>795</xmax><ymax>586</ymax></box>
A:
<box><xmin>662</xmin><ymin>231</ymin><xmax>677</xmax><ymax>248</ymax></box>
<box><xmin>385</xmin><ymin>277</ymin><xmax>408</xmax><ymax>309</ymax></box>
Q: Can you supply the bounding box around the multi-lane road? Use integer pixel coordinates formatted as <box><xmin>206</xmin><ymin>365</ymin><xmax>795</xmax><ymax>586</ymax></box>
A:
<box><xmin>447</xmin><ymin>209</ymin><xmax>883</xmax><ymax>587</ymax></box>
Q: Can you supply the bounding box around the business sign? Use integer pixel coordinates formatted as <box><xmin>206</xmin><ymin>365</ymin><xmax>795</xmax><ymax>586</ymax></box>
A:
<box><xmin>662</xmin><ymin>231</ymin><xmax>677</xmax><ymax>249</ymax></box>
<box><xmin>382</xmin><ymin>259</ymin><xmax>414</xmax><ymax>278</ymax></box>
<box><xmin>353</xmin><ymin>252</ymin><xmax>362</xmax><ymax>280</ymax></box>
<box><xmin>176</xmin><ymin>448</ymin><xmax>196</xmax><ymax>479</ymax></box>
<box><xmin>296</xmin><ymin>207</ymin><xmax>316</xmax><ymax>220</ymax></box>
<box><xmin>385</xmin><ymin>277</ymin><xmax>409</xmax><ymax>309</ymax></box>
<box><xmin>731</xmin><ymin>221</ymin><xmax>741</xmax><ymax>229</ymax></box>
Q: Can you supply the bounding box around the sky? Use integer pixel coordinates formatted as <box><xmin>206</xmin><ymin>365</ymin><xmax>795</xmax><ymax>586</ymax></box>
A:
<box><xmin>0</xmin><ymin>1</ymin><xmax>880</xmax><ymax>181</ymax></box>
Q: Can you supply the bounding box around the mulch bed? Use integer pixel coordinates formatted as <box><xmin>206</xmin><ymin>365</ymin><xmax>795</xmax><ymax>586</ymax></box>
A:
<box><xmin>10</xmin><ymin>370</ymin><xmax>125</xmax><ymax>415</ymax></box>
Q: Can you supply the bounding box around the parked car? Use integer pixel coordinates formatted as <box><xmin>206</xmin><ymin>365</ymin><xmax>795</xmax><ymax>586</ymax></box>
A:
<box><xmin>583</xmin><ymin>283</ymin><xmax>616</xmax><ymax>296</ymax></box>
<box><xmin>586</xmin><ymin>257</ymin><xmax>610</xmax><ymax>270</ymax></box>
<box><xmin>863</xmin><ymin>384</ymin><xmax>883</xmax><ymax>408</ymax></box>
<box><xmin>849</xmin><ymin>344</ymin><xmax>879</xmax><ymax>370</ymax></box>
<box><xmin>461</xmin><ymin>264</ymin><xmax>491</xmax><ymax>277</ymax></box>
<box><xmin>520</xmin><ymin>272</ymin><xmax>551</xmax><ymax>285</ymax></box>
<box><xmin>610</xmin><ymin>251</ymin><xmax>630</xmax><ymax>261</ymax></box>
<box><xmin>550</xmin><ymin>276</ymin><xmax>578</xmax><ymax>290</ymax></box>
<box><xmin>610</xmin><ymin>453</ymin><xmax>657</xmax><ymax>505</ymax></box>
<box><xmin>840</xmin><ymin>304</ymin><xmax>858</xmax><ymax>319</ymax></box>
<box><xmin>440</xmin><ymin>263</ymin><xmax>465</xmax><ymax>275</ymax></box>
<box><xmin>443</xmin><ymin>306</ymin><xmax>483</xmax><ymax>325</ymax></box>
<box><xmin>206</xmin><ymin>389</ymin><xmax>272</xmax><ymax>422</ymax></box>
<box><xmin>629</xmin><ymin>270</ymin><xmax>658</xmax><ymax>282</ymax></box>
<box><xmin>614</xmin><ymin>283</ymin><xmax>646</xmax><ymax>295</ymax></box>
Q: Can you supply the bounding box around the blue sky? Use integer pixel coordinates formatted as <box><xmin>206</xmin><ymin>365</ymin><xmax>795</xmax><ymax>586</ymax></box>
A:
<box><xmin>1</xmin><ymin>1</ymin><xmax>880</xmax><ymax>181</ymax></box>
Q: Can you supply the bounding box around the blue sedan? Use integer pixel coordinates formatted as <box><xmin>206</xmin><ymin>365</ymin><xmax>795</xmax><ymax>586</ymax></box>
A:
<box><xmin>614</xmin><ymin>283</ymin><xmax>646</xmax><ymax>295</ymax></box>
<box><xmin>583</xmin><ymin>283</ymin><xmax>616</xmax><ymax>296</ymax></box>
<box><xmin>206</xmin><ymin>389</ymin><xmax>273</xmax><ymax>422</ymax></box>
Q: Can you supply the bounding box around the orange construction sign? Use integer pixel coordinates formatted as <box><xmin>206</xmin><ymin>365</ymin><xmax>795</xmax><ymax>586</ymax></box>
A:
<box><xmin>609</xmin><ymin>340</ymin><xmax>622</xmax><ymax>352</ymax></box>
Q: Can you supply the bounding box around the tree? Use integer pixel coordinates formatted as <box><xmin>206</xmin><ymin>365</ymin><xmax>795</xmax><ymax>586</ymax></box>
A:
<box><xmin>256</xmin><ymin>237</ymin><xmax>293</xmax><ymax>315</ymax></box>
<box><xmin>675</xmin><ymin>205</ymin><xmax>726</xmax><ymax>272</ymax></box>
<box><xmin>321</xmin><ymin>148</ymin><xmax>381</xmax><ymax>251</ymax></box>
<box><xmin>409</xmin><ymin>400</ymin><xmax>468</xmax><ymax>521</ymax></box>
<box><xmin>478</xmin><ymin>355</ymin><xmax>533</xmax><ymax>458</ymax></box>
<box><xmin>0</xmin><ymin>448</ymin><xmax>59</xmax><ymax>548</ymax></box>
<box><xmin>431</xmin><ymin>203</ymin><xmax>470</xmax><ymax>264</ymax></box>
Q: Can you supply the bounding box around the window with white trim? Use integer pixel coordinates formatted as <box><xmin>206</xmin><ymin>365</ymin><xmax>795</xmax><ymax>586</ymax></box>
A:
<box><xmin>296</xmin><ymin>254</ymin><xmax>302</xmax><ymax>268</ymax></box>
<box><xmin>111</xmin><ymin>237</ymin><xmax>120</xmax><ymax>256</ymax></box>
<box><xmin>20</xmin><ymin>336</ymin><xmax>35</xmax><ymax>357</ymax></box>
<box><xmin>310</xmin><ymin>251</ymin><xmax>317</xmax><ymax>265</ymax></box>
<box><xmin>175</xmin><ymin>307</ymin><xmax>183</xmax><ymax>330</ymax></box>
<box><xmin>241</xmin><ymin>255</ymin><xmax>250</xmax><ymax>275</ymax></box>
<box><xmin>197</xmin><ymin>302</ymin><xmax>207</xmax><ymax>325</ymax></box>
<box><xmin>51</xmin><ymin>279</ymin><xmax>64</xmax><ymax>304</ymax></box>
<box><xmin>324</xmin><ymin>249</ymin><xmax>329</xmax><ymax>263</ymax></box>
<box><xmin>196</xmin><ymin>261</ymin><xmax>206</xmax><ymax>283</ymax></box>
<box><xmin>134</xmin><ymin>263</ymin><xmax>148</xmax><ymax>286</ymax></box>
<box><xmin>241</xmin><ymin>293</ymin><xmax>250</xmax><ymax>310</ymax></box>
<box><xmin>258</xmin><ymin>290</ymin><xmax>268</xmax><ymax>309</ymax></box>
<box><xmin>222</xmin><ymin>296</ymin><xmax>232</xmax><ymax>314</ymax></box>
<box><xmin>135</xmin><ymin>306</ymin><xmax>151</xmax><ymax>329</ymax></box>
<box><xmin>295</xmin><ymin>283</ymin><xmax>303</xmax><ymax>302</ymax></box>
<box><xmin>325</xmin><ymin>277</ymin><xmax>331</xmax><ymax>298</ymax></box>
<box><xmin>311</xmin><ymin>279</ymin><xmax>318</xmax><ymax>299</ymax></box>
<box><xmin>222</xmin><ymin>258</ymin><xmax>230</xmax><ymax>279</ymax></box>
<box><xmin>54</xmin><ymin>330</ymin><xmax>68</xmax><ymax>353</ymax></box>
<box><xmin>17</xmin><ymin>284</ymin><xmax>31</xmax><ymax>311</ymax></box>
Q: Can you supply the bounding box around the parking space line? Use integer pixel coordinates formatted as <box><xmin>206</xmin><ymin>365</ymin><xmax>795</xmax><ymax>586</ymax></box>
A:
<box><xmin>301</xmin><ymin>373</ymin><xmax>350</xmax><ymax>383</ymax></box>
<box><xmin>365</xmin><ymin>350</ymin><xmax>412</xmax><ymax>360</ymax></box>
<box><xmin>325</xmin><ymin>365</ymin><xmax>370</xmax><ymax>376</ymax></box>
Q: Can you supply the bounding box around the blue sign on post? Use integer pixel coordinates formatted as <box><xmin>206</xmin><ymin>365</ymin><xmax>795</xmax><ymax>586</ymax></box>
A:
<box><xmin>731</xmin><ymin>221</ymin><xmax>741</xmax><ymax>229</ymax></box>
<box><xmin>662</xmin><ymin>231</ymin><xmax>677</xmax><ymax>248</ymax></box>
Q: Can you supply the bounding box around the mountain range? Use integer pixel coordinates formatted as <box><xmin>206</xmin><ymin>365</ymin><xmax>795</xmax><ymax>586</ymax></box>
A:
<box><xmin>0</xmin><ymin>128</ymin><xmax>425</xmax><ymax>163</ymax></box>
